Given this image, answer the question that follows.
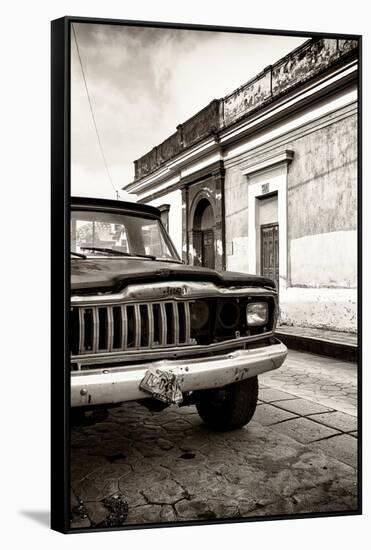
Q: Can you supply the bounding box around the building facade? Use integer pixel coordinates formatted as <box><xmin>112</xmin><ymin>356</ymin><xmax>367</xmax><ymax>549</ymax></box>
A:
<box><xmin>124</xmin><ymin>38</ymin><xmax>359</xmax><ymax>333</ymax></box>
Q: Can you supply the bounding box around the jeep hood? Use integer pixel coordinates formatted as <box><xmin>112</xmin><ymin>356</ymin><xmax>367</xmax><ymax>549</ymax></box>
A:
<box><xmin>71</xmin><ymin>258</ymin><xmax>275</xmax><ymax>294</ymax></box>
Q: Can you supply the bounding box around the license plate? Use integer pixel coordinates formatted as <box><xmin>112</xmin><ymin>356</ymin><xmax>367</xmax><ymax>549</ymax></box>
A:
<box><xmin>139</xmin><ymin>368</ymin><xmax>183</xmax><ymax>405</ymax></box>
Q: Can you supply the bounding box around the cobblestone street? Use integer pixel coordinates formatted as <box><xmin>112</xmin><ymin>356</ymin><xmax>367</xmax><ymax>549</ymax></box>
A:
<box><xmin>70</xmin><ymin>350</ymin><xmax>358</xmax><ymax>529</ymax></box>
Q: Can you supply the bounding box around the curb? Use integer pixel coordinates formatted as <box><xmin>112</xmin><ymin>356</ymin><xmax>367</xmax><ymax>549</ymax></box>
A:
<box><xmin>275</xmin><ymin>331</ymin><xmax>358</xmax><ymax>363</ymax></box>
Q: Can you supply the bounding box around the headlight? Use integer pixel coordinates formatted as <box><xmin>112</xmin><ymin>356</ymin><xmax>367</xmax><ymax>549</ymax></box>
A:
<box><xmin>246</xmin><ymin>302</ymin><xmax>268</xmax><ymax>326</ymax></box>
<box><xmin>190</xmin><ymin>301</ymin><xmax>209</xmax><ymax>330</ymax></box>
<box><xmin>217</xmin><ymin>301</ymin><xmax>240</xmax><ymax>329</ymax></box>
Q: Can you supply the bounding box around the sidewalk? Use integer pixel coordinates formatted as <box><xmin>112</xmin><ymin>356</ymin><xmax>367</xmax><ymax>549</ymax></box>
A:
<box><xmin>276</xmin><ymin>325</ymin><xmax>358</xmax><ymax>362</ymax></box>
<box><xmin>261</xmin><ymin>349</ymin><xmax>357</xmax><ymax>416</ymax></box>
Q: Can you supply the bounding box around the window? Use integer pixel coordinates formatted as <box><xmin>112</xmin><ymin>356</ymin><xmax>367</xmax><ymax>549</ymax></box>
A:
<box><xmin>71</xmin><ymin>209</ymin><xmax>177</xmax><ymax>260</ymax></box>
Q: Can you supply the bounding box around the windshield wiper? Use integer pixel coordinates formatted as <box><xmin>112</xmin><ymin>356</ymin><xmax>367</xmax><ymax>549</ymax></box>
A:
<box><xmin>71</xmin><ymin>250</ymin><xmax>87</xmax><ymax>259</ymax></box>
<box><xmin>80</xmin><ymin>246</ymin><xmax>156</xmax><ymax>260</ymax></box>
<box><xmin>154</xmin><ymin>257</ymin><xmax>184</xmax><ymax>264</ymax></box>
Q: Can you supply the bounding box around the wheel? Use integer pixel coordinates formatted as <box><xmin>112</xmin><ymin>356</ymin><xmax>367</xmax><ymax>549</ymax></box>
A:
<box><xmin>196</xmin><ymin>376</ymin><xmax>258</xmax><ymax>431</ymax></box>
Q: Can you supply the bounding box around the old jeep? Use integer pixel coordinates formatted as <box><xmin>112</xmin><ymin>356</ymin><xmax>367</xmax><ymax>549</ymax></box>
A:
<box><xmin>70</xmin><ymin>197</ymin><xmax>287</xmax><ymax>431</ymax></box>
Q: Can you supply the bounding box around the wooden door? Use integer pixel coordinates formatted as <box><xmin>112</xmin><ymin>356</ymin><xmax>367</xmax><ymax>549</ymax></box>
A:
<box><xmin>261</xmin><ymin>223</ymin><xmax>279</xmax><ymax>289</ymax></box>
<box><xmin>202</xmin><ymin>229</ymin><xmax>215</xmax><ymax>269</ymax></box>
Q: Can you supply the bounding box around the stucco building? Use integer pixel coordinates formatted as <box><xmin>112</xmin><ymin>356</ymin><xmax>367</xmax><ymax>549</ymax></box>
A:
<box><xmin>124</xmin><ymin>38</ymin><xmax>359</xmax><ymax>333</ymax></box>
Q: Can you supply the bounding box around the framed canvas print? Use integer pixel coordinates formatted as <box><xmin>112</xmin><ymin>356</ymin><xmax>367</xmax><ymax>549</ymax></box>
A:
<box><xmin>51</xmin><ymin>16</ymin><xmax>362</xmax><ymax>533</ymax></box>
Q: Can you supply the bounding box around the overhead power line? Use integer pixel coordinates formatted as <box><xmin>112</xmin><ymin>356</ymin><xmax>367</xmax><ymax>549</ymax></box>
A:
<box><xmin>72</xmin><ymin>23</ymin><xmax>120</xmax><ymax>200</ymax></box>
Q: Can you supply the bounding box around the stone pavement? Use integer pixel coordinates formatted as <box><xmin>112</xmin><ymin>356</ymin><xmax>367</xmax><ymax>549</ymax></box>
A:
<box><xmin>70</xmin><ymin>350</ymin><xmax>358</xmax><ymax>529</ymax></box>
<box><xmin>261</xmin><ymin>350</ymin><xmax>357</xmax><ymax>416</ymax></box>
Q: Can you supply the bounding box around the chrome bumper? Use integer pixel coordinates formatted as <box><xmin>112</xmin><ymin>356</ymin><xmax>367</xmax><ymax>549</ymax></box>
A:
<box><xmin>71</xmin><ymin>340</ymin><xmax>287</xmax><ymax>407</ymax></box>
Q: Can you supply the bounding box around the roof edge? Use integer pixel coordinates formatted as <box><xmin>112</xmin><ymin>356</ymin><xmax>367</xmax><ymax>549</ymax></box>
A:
<box><xmin>71</xmin><ymin>196</ymin><xmax>160</xmax><ymax>217</ymax></box>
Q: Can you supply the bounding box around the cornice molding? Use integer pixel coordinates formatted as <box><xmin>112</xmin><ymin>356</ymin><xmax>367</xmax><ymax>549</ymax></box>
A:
<box><xmin>241</xmin><ymin>150</ymin><xmax>294</xmax><ymax>177</ymax></box>
<box><xmin>125</xmin><ymin>58</ymin><xmax>357</xmax><ymax>197</ymax></box>
<box><xmin>124</xmin><ymin>137</ymin><xmax>220</xmax><ymax>194</ymax></box>
<box><xmin>223</xmin><ymin>100</ymin><xmax>356</xmax><ymax>171</ymax></box>
<box><xmin>131</xmin><ymin>40</ymin><xmax>358</xmax><ymax>183</ymax></box>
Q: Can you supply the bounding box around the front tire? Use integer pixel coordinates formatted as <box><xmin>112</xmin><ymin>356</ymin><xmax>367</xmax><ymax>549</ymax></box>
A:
<box><xmin>196</xmin><ymin>376</ymin><xmax>258</xmax><ymax>431</ymax></box>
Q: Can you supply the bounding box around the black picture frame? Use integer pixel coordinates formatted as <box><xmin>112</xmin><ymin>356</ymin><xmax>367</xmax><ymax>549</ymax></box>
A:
<box><xmin>51</xmin><ymin>16</ymin><xmax>362</xmax><ymax>534</ymax></box>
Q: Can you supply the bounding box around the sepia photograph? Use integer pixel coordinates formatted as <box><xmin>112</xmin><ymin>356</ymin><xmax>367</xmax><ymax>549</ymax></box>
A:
<box><xmin>63</xmin><ymin>18</ymin><xmax>360</xmax><ymax>531</ymax></box>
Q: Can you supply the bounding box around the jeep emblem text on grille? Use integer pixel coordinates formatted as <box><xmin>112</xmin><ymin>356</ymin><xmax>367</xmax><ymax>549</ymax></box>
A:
<box><xmin>162</xmin><ymin>286</ymin><xmax>185</xmax><ymax>296</ymax></box>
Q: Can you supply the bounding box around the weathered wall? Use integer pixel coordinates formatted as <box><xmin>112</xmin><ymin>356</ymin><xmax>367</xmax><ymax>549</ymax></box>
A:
<box><xmin>224</xmin><ymin>165</ymin><xmax>249</xmax><ymax>272</ymax></box>
<box><xmin>279</xmin><ymin>287</ymin><xmax>357</xmax><ymax>332</ymax></box>
<box><xmin>281</xmin><ymin>113</ymin><xmax>357</xmax><ymax>331</ymax></box>
<box><xmin>148</xmin><ymin>189</ymin><xmax>183</xmax><ymax>257</ymax></box>
<box><xmin>223</xmin><ymin>111</ymin><xmax>357</xmax><ymax>332</ymax></box>
<box><xmin>287</xmin><ymin>113</ymin><xmax>357</xmax><ymax>288</ymax></box>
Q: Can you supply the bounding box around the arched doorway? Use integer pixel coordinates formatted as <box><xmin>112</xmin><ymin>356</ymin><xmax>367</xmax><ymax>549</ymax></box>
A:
<box><xmin>192</xmin><ymin>198</ymin><xmax>215</xmax><ymax>269</ymax></box>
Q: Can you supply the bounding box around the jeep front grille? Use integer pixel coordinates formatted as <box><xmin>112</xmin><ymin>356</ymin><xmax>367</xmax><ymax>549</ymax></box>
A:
<box><xmin>70</xmin><ymin>301</ymin><xmax>192</xmax><ymax>355</ymax></box>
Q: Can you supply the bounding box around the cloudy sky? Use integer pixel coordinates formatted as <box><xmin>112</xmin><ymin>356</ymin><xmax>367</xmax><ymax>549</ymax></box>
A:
<box><xmin>71</xmin><ymin>23</ymin><xmax>306</xmax><ymax>200</ymax></box>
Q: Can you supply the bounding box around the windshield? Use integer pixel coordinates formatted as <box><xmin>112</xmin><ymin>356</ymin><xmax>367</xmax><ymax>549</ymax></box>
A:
<box><xmin>71</xmin><ymin>209</ymin><xmax>180</xmax><ymax>261</ymax></box>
